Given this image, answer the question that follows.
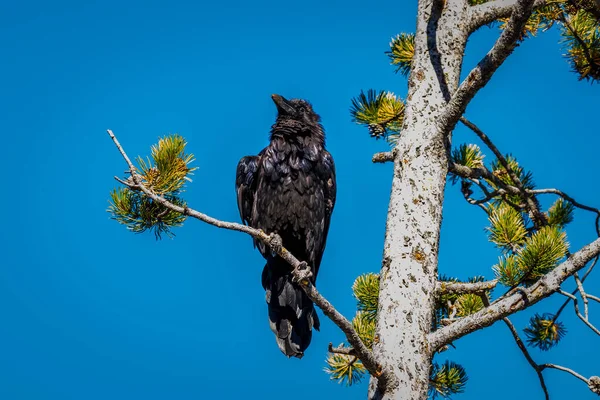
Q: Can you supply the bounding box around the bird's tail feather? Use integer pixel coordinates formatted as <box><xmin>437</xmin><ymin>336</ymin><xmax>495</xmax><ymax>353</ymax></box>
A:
<box><xmin>262</xmin><ymin>257</ymin><xmax>320</xmax><ymax>358</ymax></box>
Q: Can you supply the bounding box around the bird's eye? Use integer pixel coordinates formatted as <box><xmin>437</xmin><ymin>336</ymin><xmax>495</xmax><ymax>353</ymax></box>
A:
<box><xmin>298</xmin><ymin>107</ymin><xmax>306</xmax><ymax>113</ymax></box>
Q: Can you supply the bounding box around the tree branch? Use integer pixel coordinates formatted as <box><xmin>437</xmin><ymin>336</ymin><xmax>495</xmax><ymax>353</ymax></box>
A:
<box><xmin>372</xmin><ymin>151</ymin><xmax>395</xmax><ymax>163</ymax></box>
<box><xmin>438</xmin><ymin>0</ymin><xmax>536</xmax><ymax>137</ymax></box>
<box><xmin>328</xmin><ymin>342</ymin><xmax>357</xmax><ymax>356</ymax></box>
<box><xmin>459</xmin><ymin>116</ymin><xmax>547</xmax><ymax>226</ymax></box>
<box><xmin>436</xmin><ymin>279</ymin><xmax>498</xmax><ymax>296</ymax></box>
<box><xmin>540</xmin><ymin>363</ymin><xmax>590</xmax><ymax>385</ymax></box>
<box><xmin>468</xmin><ymin>0</ymin><xmax>549</xmax><ymax>32</ymax></box>
<box><xmin>106</xmin><ymin>129</ymin><xmax>396</xmax><ymax>389</ymax></box>
<box><xmin>428</xmin><ymin>236</ymin><xmax>600</xmax><ymax>351</ymax></box>
<box><xmin>503</xmin><ymin>317</ymin><xmax>549</xmax><ymax>400</ymax></box>
<box><xmin>558</xmin><ymin>290</ymin><xmax>600</xmax><ymax>335</ymax></box>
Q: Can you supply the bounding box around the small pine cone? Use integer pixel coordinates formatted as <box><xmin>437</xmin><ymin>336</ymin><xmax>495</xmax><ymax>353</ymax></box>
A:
<box><xmin>368</xmin><ymin>124</ymin><xmax>386</xmax><ymax>139</ymax></box>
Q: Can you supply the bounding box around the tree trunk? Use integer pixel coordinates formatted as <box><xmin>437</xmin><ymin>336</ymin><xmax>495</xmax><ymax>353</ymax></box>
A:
<box><xmin>368</xmin><ymin>1</ymin><xmax>469</xmax><ymax>399</ymax></box>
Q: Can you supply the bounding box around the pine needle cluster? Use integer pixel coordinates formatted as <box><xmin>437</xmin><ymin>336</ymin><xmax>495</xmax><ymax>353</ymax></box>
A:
<box><xmin>107</xmin><ymin>135</ymin><xmax>197</xmax><ymax>239</ymax></box>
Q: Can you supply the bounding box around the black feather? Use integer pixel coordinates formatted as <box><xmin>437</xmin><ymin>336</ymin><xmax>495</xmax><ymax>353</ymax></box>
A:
<box><xmin>235</xmin><ymin>94</ymin><xmax>336</xmax><ymax>358</ymax></box>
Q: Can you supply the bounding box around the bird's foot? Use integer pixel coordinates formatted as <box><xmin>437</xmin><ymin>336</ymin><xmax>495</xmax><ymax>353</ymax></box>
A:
<box><xmin>268</xmin><ymin>233</ymin><xmax>283</xmax><ymax>254</ymax></box>
<box><xmin>292</xmin><ymin>261</ymin><xmax>313</xmax><ymax>285</ymax></box>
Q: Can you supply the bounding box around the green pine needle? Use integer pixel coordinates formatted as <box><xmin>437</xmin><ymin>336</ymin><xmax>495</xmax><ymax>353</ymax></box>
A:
<box><xmin>524</xmin><ymin>313</ymin><xmax>567</xmax><ymax>351</ymax></box>
<box><xmin>487</xmin><ymin>203</ymin><xmax>528</xmax><ymax>252</ymax></box>
<box><xmin>450</xmin><ymin>144</ymin><xmax>485</xmax><ymax>183</ymax></box>
<box><xmin>108</xmin><ymin>188</ymin><xmax>187</xmax><ymax>239</ymax></box>
<box><xmin>352</xmin><ymin>311</ymin><xmax>376</xmax><ymax>349</ymax></box>
<box><xmin>517</xmin><ymin>226</ymin><xmax>569</xmax><ymax>284</ymax></box>
<box><xmin>136</xmin><ymin>134</ymin><xmax>197</xmax><ymax>195</ymax></box>
<box><xmin>350</xmin><ymin>90</ymin><xmax>405</xmax><ymax>142</ymax></box>
<box><xmin>324</xmin><ymin>352</ymin><xmax>366</xmax><ymax>386</ymax></box>
<box><xmin>108</xmin><ymin>134</ymin><xmax>196</xmax><ymax>239</ymax></box>
<box><xmin>490</xmin><ymin>155</ymin><xmax>535</xmax><ymax>190</ymax></box>
<box><xmin>352</xmin><ymin>273</ymin><xmax>379</xmax><ymax>322</ymax></box>
<box><xmin>560</xmin><ymin>10</ymin><xmax>600</xmax><ymax>82</ymax></box>
<box><xmin>387</xmin><ymin>33</ymin><xmax>415</xmax><ymax>76</ymax></box>
<box><xmin>547</xmin><ymin>198</ymin><xmax>575</xmax><ymax>228</ymax></box>
<box><xmin>455</xmin><ymin>294</ymin><xmax>485</xmax><ymax>317</ymax></box>
<box><xmin>493</xmin><ymin>254</ymin><xmax>527</xmax><ymax>287</ymax></box>
<box><xmin>429</xmin><ymin>361</ymin><xmax>468</xmax><ymax>399</ymax></box>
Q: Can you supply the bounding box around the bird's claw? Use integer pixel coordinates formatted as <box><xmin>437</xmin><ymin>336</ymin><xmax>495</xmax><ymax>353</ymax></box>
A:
<box><xmin>292</xmin><ymin>261</ymin><xmax>313</xmax><ymax>285</ymax></box>
<box><xmin>268</xmin><ymin>233</ymin><xmax>283</xmax><ymax>254</ymax></box>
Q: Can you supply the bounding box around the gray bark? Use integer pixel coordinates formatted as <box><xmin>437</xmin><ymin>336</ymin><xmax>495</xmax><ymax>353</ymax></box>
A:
<box><xmin>367</xmin><ymin>1</ymin><xmax>469</xmax><ymax>398</ymax></box>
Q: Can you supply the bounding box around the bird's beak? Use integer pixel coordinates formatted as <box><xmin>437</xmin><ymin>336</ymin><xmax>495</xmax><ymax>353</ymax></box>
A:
<box><xmin>271</xmin><ymin>94</ymin><xmax>296</xmax><ymax>116</ymax></box>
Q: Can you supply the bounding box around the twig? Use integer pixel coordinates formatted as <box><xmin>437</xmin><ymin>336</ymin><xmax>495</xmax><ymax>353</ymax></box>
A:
<box><xmin>574</xmin><ymin>273</ymin><xmax>589</xmax><ymax>319</ymax></box>
<box><xmin>328</xmin><ymin>343</ymin><xmax>356</xmax><ymax>356</ymax></box>
<box><xmin>428</xmin><ymin>236</ymin><xmax>600</xmax><ymax>351</ymax></box>
<box><xmin>459</xmin><ymin>116</ymin><xmax>546</xmax><ymax>227</ymax></box>
<box><xmin>558</xmin><ymin>290</ymin><xmax>600</xmax><ymax>335</ymax></box>
<box><xmin>106</xmin><ymin>129</ymin><xmax>396</xmax><ymax>389</ymax></box>
<box><xmin>436</xmin><ymin>279</ymin><xmax>498</xmax><ymax>297</ymax></box>
<box><xmin>503</xmin><ymin>317</ymin><xmax>549</xmax><ymax>400</ymax></box>
<box><xmin>529</xmin><ymin>188</ymin><xmax>600</xmax><ymax>235</ymax></box>
<box><xmin>540</xmin><ymin>364</ymin><xmax>590</xmax><ymax>385</ymax></box>
<box><xmin>553</xmin><ymin>255</ymin><xmax>598</xmax><ymax>321</ymax></box>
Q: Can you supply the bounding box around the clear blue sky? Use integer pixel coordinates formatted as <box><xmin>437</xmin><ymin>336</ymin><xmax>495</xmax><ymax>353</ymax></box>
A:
<box><xmin>1</xmin><ymin>0</ymin><xmax>598</xmax><ymax>399</ymax></box>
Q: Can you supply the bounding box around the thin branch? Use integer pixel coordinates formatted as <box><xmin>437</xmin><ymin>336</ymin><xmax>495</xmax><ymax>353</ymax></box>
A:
<box><xmin>459</xmin><ymin>116</ymin><xmax>546</xmax><ymax>226</ymax></box>
<box><xmin>503</xmin><ymin>317</ymin><xmax>549</xmax><ymax>400</ymax></box>
<box><xmin>554</xmin><ymin>257</ymin><xmax>597</xmax><ymax>320</ymax></box>
<box><xmin>106</xmin><ymin>129</ymin><xmax>397</xmax><ymax>389</ymax></box>
<box><xmin>436</xmin><ymin>279</ymin><xmax>498</xmax><ymax>296</ymax></box>
<box><xmin>540</xmin><ymin>363</ymin><xmax>590</xmax><ymax>385</ymax></box>
<box><xmin>438</xmin><ymin>0</ymin><xmax>536</xmax><ymax>138</ymax></box>
<box><xmin>558</xmin><ymin>290</ymin><xmax>600</xmax><ymax>335</ymax></box>
<box><xmin>467</xmin><ymin>0</ymin><xmax>550</xmax><ymax>32</ymax></box>
<box><xmin>428</xmin><ymin>236</ymin><xmax>600</xmax><ymax>351</ymax></box>
<box><xmin>372</xmin><ymin>151</ymin><xmax>395</xmax><ymax>163</ymax></box>
<box><xmin>529</xmin><ymin>188</ymin><xmax>600</xmax><ymax>235</ymax></box>
<box><xmin>328</xmin><ymin>342</ymin><xmax>357</xmax><ymax>356</ymax></box>
<box><xmin>574</xmin><ymin>273</ymin><xmax>589</xmax><ymax>319</ymax></box>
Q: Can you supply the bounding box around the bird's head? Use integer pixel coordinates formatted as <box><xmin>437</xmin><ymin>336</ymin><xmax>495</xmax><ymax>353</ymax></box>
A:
<box><xmin>270</xmin><ymin>94</ymin><xmax>325</xmax><ymax>144</ymax></box>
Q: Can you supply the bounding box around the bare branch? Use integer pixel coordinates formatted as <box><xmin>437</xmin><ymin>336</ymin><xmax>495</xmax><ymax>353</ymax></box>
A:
<box><xmin>428</xmin><ymin>236</ymin><xmax>600</xmax><ymax>351</ymax></box>
<box><xmin>372</xmin><ymin>151</ymin><xmax>395</xmax><ymax>164</ymax></box>
<box><xmin>558</xmin><ymin>290</ymin><xmax>600</xmax><ymax>335</ymax></box>
<box><xmin>436</xmin><ymin>279</ymin><xmax>498</xmax><ymax>296</ymax></box>
<box><xmin>438</xmin><ymin>0</ymin><xmax>536</xmax><ymax>137</ymax></box>
<box><xmin>540</xmin><ymin>363</ymin><xmax>590</xmax><ymax>385</ymax></box>
<box><xmin>468</xmin><ymin>0</ymin><xmax>549</xmax><ymax>32</ymax></box>
<box><xmin>328</xmin><ymin>342</ymin><xmax>357</xmax><ymax>356</ymax></box>
<box><xmin>106</xmin><ymin>129</ymin><xmax>397</xmax><ymax>389</ymax></box>
<box><xmin>554</xmin><ymin>257</ymin><xmax>597</xmax><ymax>320</ymax></box>
<box><xmin>503</xmin><ymin>317</ymin><xmax>549</xmax><ymax>400</ymax></box>
<box><xmin>574</xmin><ymin>273</ymin><xmax>589</xmax><ymax>319</ymax></box>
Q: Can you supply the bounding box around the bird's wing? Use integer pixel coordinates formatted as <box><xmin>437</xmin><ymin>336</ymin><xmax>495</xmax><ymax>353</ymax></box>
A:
<box><xmin>235</xmin><ymin>155</ymin><xmax>259</xmax><ymax>226</ymax></box>
<box><xmin>312</xmin><ymin>150</ymin><xmax>337</xmax><ymax>277</ymax></box>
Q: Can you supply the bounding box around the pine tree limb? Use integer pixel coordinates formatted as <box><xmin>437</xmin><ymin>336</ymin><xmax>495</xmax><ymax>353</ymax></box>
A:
<box><xmin>106</xmin><ymin>129</ymin><xmax>397</xmax><ymax>390</ymax></box>
<box><xmin>468</xmin><ymin>0</ymin><xmax>550</xmax><ymax>32</ymax></box>
<box><xmin>372</xmin><ymin>151</ymin><xmax>396</xmax><ymax>163</ymax></box>
<box><xmin>553</xmin><ymin>257</ymin><xmax>597</xmax><ymax>320</ymax></box>
<box><xmin>436</xmin><ymin>279</ymin><xmax>498</xmax><ymax>296</ymax></box>
<box><xmin>503</xmin><ymin>317</ymin><xmax>550</xmax><ymax>400</ymax></box>
<box><xmin>438</xmin><ymin>0</ymin><xmax>537</xmax><ymax>137</ymax></box>
<box><xmin>428</xmin><ymin>236</ymin><xmax>600</xmax><ymax>351</ymax></box>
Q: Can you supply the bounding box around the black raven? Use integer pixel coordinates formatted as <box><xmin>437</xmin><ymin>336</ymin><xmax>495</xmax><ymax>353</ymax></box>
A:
<box><xmin>235</xmin><ymin>94</ymin><xmax>336</xmax><ymax>358</ymax></box>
